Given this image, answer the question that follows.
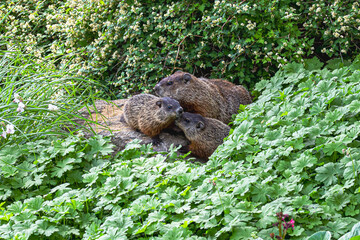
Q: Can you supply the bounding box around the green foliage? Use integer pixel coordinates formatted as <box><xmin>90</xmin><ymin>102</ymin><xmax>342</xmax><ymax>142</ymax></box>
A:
<box><xmin>307</xmin><ymin>231</ymin><xmax>332</xmax><ymax>240</ymax></box>
<box><xmin>0</xmin><ymin>136</ymin><xmax>204</xmax><ymax>239</ymax></box>
<box><xmin>1</xmin><ymin>59</ymin><xmax>360</xmax><ymax>239</ymax></box>
<box><xmin>214</xmin><ymin>58</ymin><xmax>360</xmax><ymax>238</ymax></box>
<box><xmin>0</xmin><ymin>41</ymin><xmax>101</xmax><ymax>148</ymax></box>
<box><xmin>339</xmin><ymin>222</ymin><xmax>360</xmax><ymax>240</ymax></box>
<box><xmin>1</xmin><ymin>0</ymin><xmax>360</xmax><ymax>96</ymax></box>
<box><xmin>0</xmin><ymin>135</ymin><xmax>116</xmax><ymax>239</ymax></box>
<box><xmin>307</xmin><ymin>222</ymin><xmax>360</xmax><ymax>240</ymax></box>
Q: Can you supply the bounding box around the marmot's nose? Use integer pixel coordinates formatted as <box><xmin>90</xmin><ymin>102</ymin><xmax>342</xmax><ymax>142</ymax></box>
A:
<box><xmin>154</xmin><ymin>84</ymin><xmax>160</xmax><ymax>92</ymax></box>
<box><xmin>176</xmin><ymin>107</ymin><xmax>183</xmax><ymax>115</ymax></box>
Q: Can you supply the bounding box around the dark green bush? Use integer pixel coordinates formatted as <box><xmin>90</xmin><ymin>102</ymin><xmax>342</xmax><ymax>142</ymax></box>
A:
<box><xmin>1</xmin><ymin>0</ymin><xmax>360</xmax><ymax>97</ymax></box>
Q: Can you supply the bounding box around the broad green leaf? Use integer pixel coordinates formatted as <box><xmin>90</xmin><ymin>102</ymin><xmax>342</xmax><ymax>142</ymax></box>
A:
<box><xmin>323</xmin><ymin>141</ymin><xmax>346</xmax><ymax>156</ymax></box>
<box><xmin>349</xmin><ymin>223</ymin><xmax>360</xmax><ymax>238</ymax></box>
<box><xmin>326</xmin><ymin>58</ymin><xmax>351</xmax><ymax>70</ymax></box>
<box><xmin>82</xmin><ymin>172</ymin><xmax>98</xmax><ymax>185</ymax></box>
<box><xmin>315</xmin><ymin>163</ymin><xmax>338</xmax><ymax>186</ymax></box>
<box><xmin>26</xmin><ymin>197</ymin><xmax>43</xmax><ymax>212</ymax></box>
<box><xmin>230</xmin><ymin>226</ymin><xmax>256</xmax><ymax>239</ymax></box>
<box><xmin>326</xmin><ymin>191</ymin><xmax>351</xmax><ymax>211</ymax></box>
<box><xmin>310</xmin><ymin>102</ymin><xmax>326</xmax><ymax>115</ymax></box>
<box><xmin>264</xmin><ymin>129</ymin><xmax>282</xmax><ymax>141</ymax></box>
<box><xmin>349</xmin><ymin>100</ymin><xmax>360</xmax><ymax>114</ymax></box>
<box><xmin>340</xmin><ymin>223</ymin><xmax>360</xmax><ymax>240</ymax></box>
<box><xmin>307</xmin><ymin>231</ymin><xmax>331</xmax><ymax>240</ymax></box>
<box><xmin>325</xmin><ymin>109</ymin><xmax>345</xmax><ymax>122</ymax></box>
<box><xmin>291</xmin><ymin>154</ymin><xmax>317</xmax><ymax>173</ymax></box>
<box><xmin>305</xmin><ymin>57</ymin><xmax>324</xmax><ymax>71</ymax></box>
<box><xmin>7</xmin><ymin>202</ymin><xmax>25</xmax><ymax>214</ymax></box>
<box><xmin>1</xmin><ymin>165</ymin><xmax>17</xmax><ymax>177</ymax></box>
<box><xmin>147</xmin><ymin>211</ymin><xmax>167</xmax><ymax>223</ymax></box>
<box><xmin>283</xmin><ymin>62</ymin><xmax>304</xmax><ymax>74</ymax></box>
<box><xmin>13</xmin><ymin>212</ymin><xmax>36</xmax><ymax>222</ymax></box>
<box><xmin>88</xmin><ymin>136</ymin><xmax>114</xmax><ymax>156</ymax></box>
<box><xmin>328</xmin><ymin>219</ymin><xmax>357</xmax><ymax>239</ymax></box>
<box><xmin>315</xmin><ymin>80</ymin><xmax>336</xmax><ymax>93</ymax></box>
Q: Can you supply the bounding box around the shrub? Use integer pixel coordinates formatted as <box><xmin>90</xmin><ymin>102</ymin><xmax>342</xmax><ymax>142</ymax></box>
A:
<box><xmin>1</xmin><ymin>0</ymin><xmax>360</xmax><ymax>97</ymax></box>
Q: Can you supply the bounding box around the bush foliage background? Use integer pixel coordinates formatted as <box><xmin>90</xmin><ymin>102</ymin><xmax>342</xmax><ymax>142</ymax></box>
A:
<box><xmin>1</xmin><ymin>0</ymin><xmax>360</xmax><ymax>97</ymax></box>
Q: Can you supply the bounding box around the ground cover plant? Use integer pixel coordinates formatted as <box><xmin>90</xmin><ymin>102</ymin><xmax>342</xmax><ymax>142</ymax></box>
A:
<box><xmin>1</xmin><ymin>0</ymin><xmax>360</xmax><ymax>96</ymax></box>
<box><xmin>213</xmin><ymin>57</ymin><xmax>360</xmax><ymax>238</ymax></box>
<box><xmin>1</xmin><ymin>58</ymin><xmax>359</xmax><ymax>239</ymax></box>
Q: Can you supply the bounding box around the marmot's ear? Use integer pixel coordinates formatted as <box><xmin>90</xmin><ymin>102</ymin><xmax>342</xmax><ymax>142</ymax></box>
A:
<box><xmin>156</xmin><ymin>100</ymin><xmax>162</xmax><ymax>107</ymax></box>
<box><xmin>196</xmin><ymin>121</ymin><xmax>205</xmax><ymax>130</ymax></box>
<box><xmin>183</xmin><ymin>73</ymin><xmax>191</xmax><ymax>83</ymax></box>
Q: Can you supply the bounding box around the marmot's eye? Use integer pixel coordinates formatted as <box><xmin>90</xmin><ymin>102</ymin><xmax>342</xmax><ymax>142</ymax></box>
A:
<box><xmin>185</xmin><ymin>118</ymin><xmax>190</xmax><ymax>123</ymax></box>
<box><xmin>167</xmin><ymin>81</ymin><xmax>173</xmax><ymax>86</ymax></box>
<box><xmin>167</xmin><ymin>105</ymin><xmax>173</xmax><ymax>109</ymax></box>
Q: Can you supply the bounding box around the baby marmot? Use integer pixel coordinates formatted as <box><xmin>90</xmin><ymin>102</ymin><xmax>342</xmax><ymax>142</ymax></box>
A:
<box><xmin>124</xmin><ymin>94</ymin><xmax>183</xmax><ymax>137</ymax></box>
<box><xmin>175</xmin><ymin>112</ymin><xmax>230</xmax><ymax>159</ymax></box>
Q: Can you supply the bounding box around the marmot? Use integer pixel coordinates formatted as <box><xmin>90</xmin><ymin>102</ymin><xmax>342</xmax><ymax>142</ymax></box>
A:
<box><xmin>123</xmin><ymin>94</ymin><xmax>183</xmax><ymax>137</ymax></box>
<box><xmin>175</xmin><ymin>112</ymin><xmax>230</xmax><ymax>160</ymax></box>
<box><xmin>154</xmin><ymin>71</ymin><xmax>252</xmax><ymax>124</ymax></box>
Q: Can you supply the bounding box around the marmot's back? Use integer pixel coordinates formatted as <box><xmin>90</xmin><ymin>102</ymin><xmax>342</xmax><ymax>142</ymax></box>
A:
<box><xmin>124</xmin><ymin>94</ymin><xmax>157</xmax><ymax>129</ymax></box>
<box><xmin>155</xmin><ymin>71</ymin><xmax>252</xmax><ymax>124</ymax></box>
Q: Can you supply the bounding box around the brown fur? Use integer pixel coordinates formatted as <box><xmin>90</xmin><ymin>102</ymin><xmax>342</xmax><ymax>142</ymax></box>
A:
<box><xmin>175</xmin><ymin>112</ymin><xmax>230</xmax><ymax>160</ymax></box>
<box><xmin>154</xmin><ymin>71</ymin><xmax>252</xmax><ymax>124</ymax></box>
<box><xmin>123</xmin><ymin>94</ymin><xmax>183</xmax><ymax>137</ymax></box>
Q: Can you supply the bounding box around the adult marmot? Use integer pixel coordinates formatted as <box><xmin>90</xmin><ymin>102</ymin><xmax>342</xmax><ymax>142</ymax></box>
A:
<box><xmin>175</xmin><ymin>112</ymin><xmax>230</xmax><ymax>160</ymax></box>
<box><xmin>124</xmin><ymin>94</ymin><xmax>183</xmax><ymax>137</ymax></box>
<box><xmin>154</xmin><ymin>71</ymin><xmax>252</xmax><ymax>124</ymax></box>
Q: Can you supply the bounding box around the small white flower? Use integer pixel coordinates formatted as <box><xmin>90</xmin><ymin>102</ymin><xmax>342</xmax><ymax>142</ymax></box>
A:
<box><xmin>48</xmin><ymin>104</ymin><xmax>59</xmax><ymax>111</ymax></box>
<box><xmin>17</xmin><ymin>102</ymin><xmax>25</xmax><ymax>113</ymax></box>
<box><xmin>13</xmin><ymin>93</ymin><xmax>21</xmax><ymax>103</ymax></box>
<box><xmin>29</xmin><ymin>13</ymin><xmax>36</xmax><ymax>20</ymax></box>
<box><xmin>6</xmin><ymin>124</ymin><xmax>15</xmax><ymax>134</ymax></box>
<box><xmin>1</xmin><ymin>130</ymin><xmax>6</xmax><ymax>138</ymax></box>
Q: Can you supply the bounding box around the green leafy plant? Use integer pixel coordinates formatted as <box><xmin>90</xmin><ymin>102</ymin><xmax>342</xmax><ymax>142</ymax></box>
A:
<box><xmin>1</xmin><ymin>58</ymin><xmax>359</xmax><ymax>239</ymax></box>
<box><xmin>213</xmin><ymin>56</ymin><xmax>360</xmax><ymax>238</ymax></box>
<box><xmin>1</xmin><ymin>0</ymin><xmax>360</xmax><ymax>96</ymax></box>
<box><xmin>0</xmin><ymin>41</ymin><xmax>102</xmax><ymax>148</ymax></box>
<box><xmin>307</xmin><ymin>222</ymin><xmax>360</xmax><ymax>240</ymax></box>
<box><xmin>0</xmin><ymin>135</ymin><xmax>116</xmax><ymax>240</ymax></box>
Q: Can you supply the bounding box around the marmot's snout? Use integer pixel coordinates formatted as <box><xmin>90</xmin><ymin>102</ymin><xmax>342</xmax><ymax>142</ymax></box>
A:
<box><xmin>176</xmin><ymin>107</ymin><xmax>183</xmax><ymax>118</ymax></box>
<box><xmin>154</xmin><ymin>83</ymin><xmax>162</xmax><ymax>96</ymax></box>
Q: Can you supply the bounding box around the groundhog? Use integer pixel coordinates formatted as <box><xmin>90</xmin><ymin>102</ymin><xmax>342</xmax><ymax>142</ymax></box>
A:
<box><xmin>123</xmin><ymin>94</ymin><xmax>183</xmax><ymax>137</ymax></box>
<box><xmin>154</xmin><ymin>71</ymin><xmax>252</xmax><ymax>124</ymax></box>
<box><xmin>175</xmin><ymin>112</ymin><xmax>230</xmax><ymax>160</ymax></box>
